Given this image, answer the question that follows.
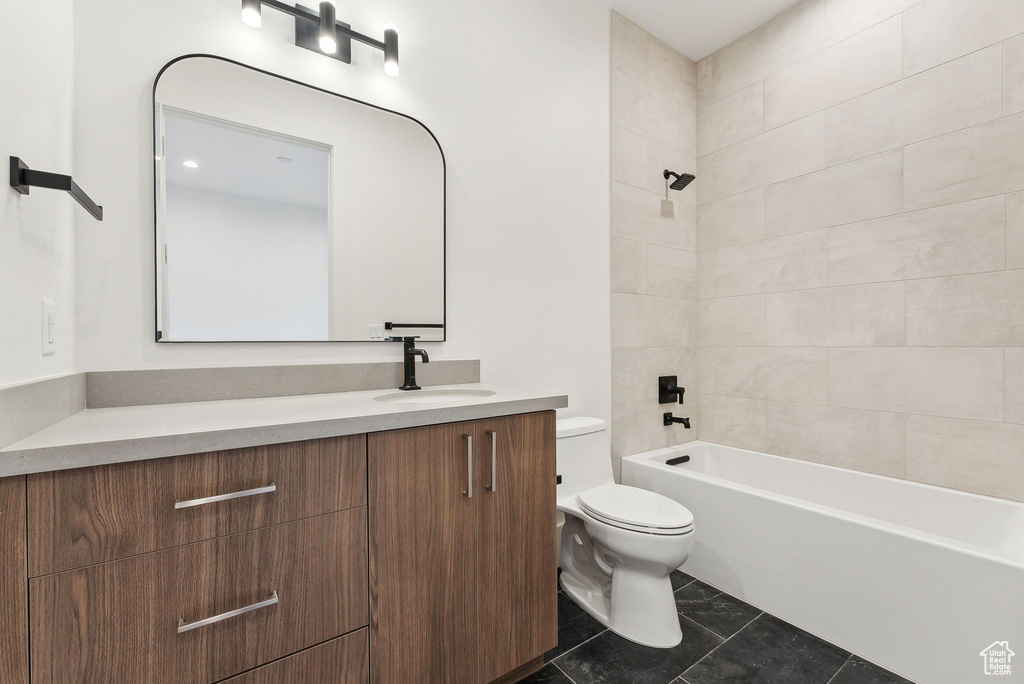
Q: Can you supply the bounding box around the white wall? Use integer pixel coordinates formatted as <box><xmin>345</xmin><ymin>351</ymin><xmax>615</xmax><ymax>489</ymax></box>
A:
<box><xmin>0</xmin><ymin>0</ymin><xmax>77</xmax><ymax>386</ymax></box>
<box><xmin>71</xmin><ymin>0</ymin><xmax>612</xmax><ymax>420</ymax></box>
<box><xmin>165</xmin><ymin>184</ymin><xmax>329</xmax><ymax>341</ymax></box>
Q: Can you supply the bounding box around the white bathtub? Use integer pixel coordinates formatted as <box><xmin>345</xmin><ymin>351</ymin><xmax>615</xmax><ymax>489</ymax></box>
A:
<box><xmin>622</xmin><ymin>441</ymin><xmax>1024</xmax><ymax>684</ymax></box>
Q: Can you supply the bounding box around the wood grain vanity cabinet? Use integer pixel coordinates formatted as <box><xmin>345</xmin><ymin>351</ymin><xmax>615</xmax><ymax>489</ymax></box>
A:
<box><xmin>368</xmin><ymin>411</ymin><xmax>557</xmax><ymax>684</ymax></box>
<box><xmin>2</xmin><ymin>408</ymin><xmax>557</xmax><ymax>684</ymax></box>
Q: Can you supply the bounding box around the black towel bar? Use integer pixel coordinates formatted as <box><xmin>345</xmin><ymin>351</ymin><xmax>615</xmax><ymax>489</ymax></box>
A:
<box><xmin>9</xmin><ymin>156</ymin><xmax>103</xmax><ymax>221</ymax></box>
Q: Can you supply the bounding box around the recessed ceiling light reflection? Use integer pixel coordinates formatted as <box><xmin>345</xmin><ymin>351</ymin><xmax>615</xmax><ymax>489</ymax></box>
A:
<box><xmin>182</xmin><ymin>160</ymin><xmax>200</xmax><ymax>169</ymax></box>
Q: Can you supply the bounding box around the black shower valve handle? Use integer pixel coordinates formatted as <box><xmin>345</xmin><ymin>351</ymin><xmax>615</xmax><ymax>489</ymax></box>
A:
<box><xmin>658</xmin><ymin>376</ymin><xmax>685</xmax><ymax>405</ymax></box>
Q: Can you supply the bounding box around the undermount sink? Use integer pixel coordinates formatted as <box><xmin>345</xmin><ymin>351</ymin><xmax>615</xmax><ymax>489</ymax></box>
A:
<box><xmin>373</xmin><ymin>389</ymin><xmax>497</xmax><ymax>404</ymax></box>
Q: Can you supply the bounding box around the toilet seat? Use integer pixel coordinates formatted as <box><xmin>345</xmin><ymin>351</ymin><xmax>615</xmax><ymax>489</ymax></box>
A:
<box><xmin>576</xmin><ymin>484</ymin><xmax>693</xmax><ymax>535</ymax></box>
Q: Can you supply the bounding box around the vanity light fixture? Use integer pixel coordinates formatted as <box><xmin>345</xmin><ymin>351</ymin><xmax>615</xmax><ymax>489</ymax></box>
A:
<box><xmin>241</xmin><ymin>0</ymin><xmax>400</xmax><ymax>76</ymax></box>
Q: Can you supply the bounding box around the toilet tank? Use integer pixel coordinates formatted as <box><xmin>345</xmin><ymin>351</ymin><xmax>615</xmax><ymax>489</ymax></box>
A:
<box><xmin>556</xmin><ymin>417</ymin><xmax>613</xmax><ymax>499</ymax></box>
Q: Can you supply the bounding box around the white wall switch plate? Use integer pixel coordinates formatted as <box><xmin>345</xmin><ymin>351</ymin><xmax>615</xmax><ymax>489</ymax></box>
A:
<box><xmin>41</xmin><ymin>299</ymin><xmax>56</xmax><ymax>356</ymax></box>
<box><xmin>369</xmin><ymin>324</ymin><xmax>384</xmax><ymax>340</ymax></box>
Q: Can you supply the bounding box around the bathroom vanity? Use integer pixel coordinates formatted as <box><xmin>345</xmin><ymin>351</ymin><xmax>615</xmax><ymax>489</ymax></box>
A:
<box><xmin>0</xmin><ymin>386</ymin><xmax>563</xmax><ymax>684</ymax></box>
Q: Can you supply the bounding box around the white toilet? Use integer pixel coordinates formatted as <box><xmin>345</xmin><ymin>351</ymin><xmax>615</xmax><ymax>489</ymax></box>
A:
<box><xmin>556</xmin><ymin>417</ymin><xmax>695</xmax><ymax>648</ymax></box>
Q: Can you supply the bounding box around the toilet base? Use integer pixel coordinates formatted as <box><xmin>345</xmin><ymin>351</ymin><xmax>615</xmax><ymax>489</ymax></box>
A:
<box><xmin>560</xmin><ymin>567</ymin><xmax>683</xmax><ymax>649</ymax></box>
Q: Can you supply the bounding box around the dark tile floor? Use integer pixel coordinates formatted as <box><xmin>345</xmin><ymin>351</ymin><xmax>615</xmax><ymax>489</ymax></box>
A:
<box><xmin>522</xmin><ymin>571</ymin><xmax>915</xmax><ymax>684</ymax></box>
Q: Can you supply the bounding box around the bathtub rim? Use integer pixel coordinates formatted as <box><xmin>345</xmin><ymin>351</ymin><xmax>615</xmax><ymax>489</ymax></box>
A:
<box><xmin>622</xmin><ymin>440</ymin><xmax>1024</xmax><ymax>571</ymax></box>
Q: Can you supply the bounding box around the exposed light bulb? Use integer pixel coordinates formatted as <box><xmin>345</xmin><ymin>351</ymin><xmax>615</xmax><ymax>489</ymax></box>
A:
<box><xmin>383</xmin><ymin>24</ymin><xmax>399</xmax><ymax>77</ymax></box>
<box><xmin>241</xmin><ymin>0</ymin><xmax>262</xmax><ymax>28</ymax></box>
<box><xmin>319</xmin><ymin>1</ymin><xmax>337</xmax><ymax>54</ymax></box>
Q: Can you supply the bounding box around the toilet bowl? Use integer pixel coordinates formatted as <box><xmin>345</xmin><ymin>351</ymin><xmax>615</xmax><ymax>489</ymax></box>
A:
<box><xmin>556</xmin><ymin>417</ymin><xmax>695</xmax><ymax>648</ymax></box>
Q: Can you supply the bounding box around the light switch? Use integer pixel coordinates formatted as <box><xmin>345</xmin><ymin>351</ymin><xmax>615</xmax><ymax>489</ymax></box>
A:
<box><xmin>41</xmin><ymin>299</ymin><xmax>56</xmax><ymax>355</ymax></box>
<box><xmin>368</xmin><ymin>324</ymin><xmax>384</xmax><ymax>340</ymax></box>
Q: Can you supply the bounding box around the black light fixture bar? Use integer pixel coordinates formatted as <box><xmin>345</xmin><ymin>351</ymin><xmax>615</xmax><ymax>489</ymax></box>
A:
<box><xmin>9</xmin><ymin>157</ymin><xmax>103</xmax><ymax>221</ymax></box>
<box><xmin>252</xmin><ymin>0</ymin><xmax>397</xmax><ymax>73</ymax></box>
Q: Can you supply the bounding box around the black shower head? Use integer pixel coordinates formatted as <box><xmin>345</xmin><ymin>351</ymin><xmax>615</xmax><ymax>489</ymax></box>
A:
<box><xmin>663</xmin><ymin>169</ymin><xmax>696</xmax><ymax>191</ymax></box>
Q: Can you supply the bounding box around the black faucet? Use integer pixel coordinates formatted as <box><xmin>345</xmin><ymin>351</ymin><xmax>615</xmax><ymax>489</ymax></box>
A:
<box><xmin>399</xmin><ymin>336</ymin><xmax>430</xmax><ymax>391</ymax></box>
<box><xmin>664</xmin><ymin>413</ymin><xmax>690</xmax><ymax>429</ymax></box>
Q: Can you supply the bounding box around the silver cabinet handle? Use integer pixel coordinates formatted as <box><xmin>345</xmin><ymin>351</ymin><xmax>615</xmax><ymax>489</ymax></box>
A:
<box><xmin>177</xmin><ymin>590</ymin><xmax>279</xmax><ymax>634</ymax></box>
<box><xmin>463</xmin><ymin>434</ymin><xmax>473</xmax><ymax>499</ymax></box>
<box><xmin>175</xmin><ymin>483</ymin><xmax>277</xmax><ymax>510</ymax></box>
<box><xmin>486</xmin><ymin>430</ymin><xmax>497</xmax><ymax>492</ymax></box>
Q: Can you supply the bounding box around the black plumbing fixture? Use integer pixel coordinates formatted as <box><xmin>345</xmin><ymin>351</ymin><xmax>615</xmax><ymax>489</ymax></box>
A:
<box><xmin>9</xmin><ymin>157</ymin><xmax>103</xmax><ymax>221</ymax></box>
<box><xmin>664</xmin><ymin>413</ymin><xmax>690</xmax><ymax>429</ymax></box>
<box><xmin>398</xmin><ymin>336</ymin><xmax>430</xmax><ymax>391</ymax></box>
<box><xmin>663</xmin><ymin>169</ymin><xmax>696</xmax><ymax>191</ymax></box>
<box><xmin>659</xmin><ymin>376</ymin><xmax>685</xmax><ymax>404</ymax></box>
<box><xmin>666</xmin><ymin>454</ymin><xmax>691</xmax><ymax>466</ymax></box>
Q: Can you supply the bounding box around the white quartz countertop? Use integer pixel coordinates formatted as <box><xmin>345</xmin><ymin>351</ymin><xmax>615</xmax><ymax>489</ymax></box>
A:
<box><xmin>0</xmin><ymin>384</ymin><xmax>567</xmax><ymax>477</ymax></box>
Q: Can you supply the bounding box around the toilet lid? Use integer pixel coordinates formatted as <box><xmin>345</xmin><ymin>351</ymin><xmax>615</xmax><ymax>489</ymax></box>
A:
<box><xmin>576</xmin><ymin>484</ymin><xmax>693</xmax><ymax>532</ymax></box>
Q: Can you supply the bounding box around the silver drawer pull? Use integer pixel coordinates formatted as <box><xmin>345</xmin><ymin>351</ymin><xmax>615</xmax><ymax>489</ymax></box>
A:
<box><xmin>463</xmin><ymin>434</ymin><xmax>473</xmax><ymax>499</ymax></box>
<box><xmin>174</xmin><ymin>483</ymin><xmax>277</xmax><ymax>510</ymax></box>
<box><xmin>177</xmin><ymin>590</ymin><xmax>279</xmax><ymax>634</ymax></box>
<box><xmin>486</xmin><ymin>430</ymin><xmax>497</xmax><ymax>493</ymax></box>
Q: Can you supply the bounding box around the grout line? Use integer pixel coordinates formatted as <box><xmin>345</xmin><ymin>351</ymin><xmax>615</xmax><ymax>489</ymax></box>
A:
<box><xmin>677</xmin><ymin>611</ymin><xmax>735</xmax><ymax>642</ymax></box>
<box><xmin>824</xmin><ymin>654</ymin><xmax>855</xmax><ymax>684</ymax></box>
<box><xmin>679</xmin><ymin>611</ymin><xmax>765</xmax><ymax>678</ymax></box>
<box><xmin>551</xmin><ymin>659</ymin><xmax>581</xmax><ymax>684</ymax></box>
<box><xmin>549</xmin><ymin>627</ymin><xmax>610</xmax><ymax>665</ymax></box>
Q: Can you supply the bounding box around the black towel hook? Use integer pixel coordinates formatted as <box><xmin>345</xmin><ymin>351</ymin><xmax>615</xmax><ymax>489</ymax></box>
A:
<box><xmin>9</xmin><ymin>156</ymin><xmax>103</xmax><ymax>221</ymax></box>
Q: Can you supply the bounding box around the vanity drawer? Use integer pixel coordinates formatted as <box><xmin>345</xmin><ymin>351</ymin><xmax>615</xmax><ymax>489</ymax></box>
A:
<box><xmin>221</xmin><ymin>629</ymin><xmax>368</xmax><ymax>684</ymax></box>
<box><xmin>27</xmin><ymin>435</ymin><xmax>366</xmax><ymax>576</ymax></box>
<box><xmin>29</xmin><ymin>508</ymin><xmax>368</xmax><ymax>684</ymax></box>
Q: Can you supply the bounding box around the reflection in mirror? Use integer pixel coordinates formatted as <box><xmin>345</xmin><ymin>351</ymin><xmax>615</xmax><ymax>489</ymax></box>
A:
<box><xmin>154</xmin><ymin>56</ymin><xmax>445</xmax><ymax>342</ymax></box>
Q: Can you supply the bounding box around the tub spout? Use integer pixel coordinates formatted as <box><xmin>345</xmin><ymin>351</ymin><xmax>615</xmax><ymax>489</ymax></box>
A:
<box><xmin>663</xmin><ymin>413</ymin><xmax>690</xmax><ymax>429</ymax></box>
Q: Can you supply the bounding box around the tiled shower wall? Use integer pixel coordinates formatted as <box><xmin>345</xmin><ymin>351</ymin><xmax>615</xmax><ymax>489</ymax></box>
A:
<box><xmin>610</xmin><ymin>13</ymin><xmax>699</xmax><ymax>480</ymax></box>
<box><xmin>694</xmin><ymin>0</ymin><xmax>1024</xmax><ymax>502</ymax></box>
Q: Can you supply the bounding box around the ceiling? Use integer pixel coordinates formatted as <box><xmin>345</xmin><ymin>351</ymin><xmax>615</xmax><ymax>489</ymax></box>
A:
<box><xmin>601</xmin><ymin>0</ymin><xmax>804</xmax><ymax>62</ymax></box>
<box><xmin>163</xmin><ymin>111</ymin><xmax>329</xmax><ymax>210</ymax></box>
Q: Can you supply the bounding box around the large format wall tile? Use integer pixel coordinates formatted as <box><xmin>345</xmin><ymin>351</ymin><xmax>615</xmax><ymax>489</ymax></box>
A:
<box><xmin>765</xmin><ymin>402</ymin><xmax>907</xmax><ymax>477</ymax></box>
<box><xmin>827</xmin><ymin>347</ymin><xmax>1004</xmax><ymax>421</ymax></box>
<box><xmin>611</xmin><ymin>125</ymin><xmax>647</xmax><ymax>189</ymax></box>
<box><xmin>1009</xmin><ymin>192</ymin><xmax>1024</xmax><ymax>270</ymax></box>
<box><xmin>697</xmin><ymin>251</ymin><xmax>715</xmax><ymax>299</ymax></box>
<box><xmin>697</xmin><ymin>82</ymin><xmax>763</xmax><ymax>157</ymax></box>
<box><xmin>713</xmin><ymin>113</ymin><xmax>826</xmax><ymax>199</ymax></box>
<box><xmin>715</xmin><ymin>347</ymin><xmax>827</xmax><ymax>404</ymax></box>
<box><xmin>695</xmin><ymin>155</ymin><xmax>714</xmax><ymax>205</ymax></box>
<box><xmin>904</xmin><ymin>113</ymin><xmax>1024</xmax><ymax>211</ymax></box>
<box><xmin>698</xmin><ymin>295</ymin><xmax>766</xmax><ymax>347</ymax></box>
<box><xmin>649</xmin><ymin>36</ymin><xmax>697</xmax><ymax>110</ymax></box>
<box><xmin>612</xmin><ymin>181</ymin><xmax>696</xmax><ymax>250</ymax></box>
<box><xmin>907</xmin><ymin>416</ymin><xmax>1024</xmax><ymax>501</ymax></box>
<box><xmin>713</xmin><ymin>230</ymin><xmax>828</xmax><ymax>297</ymax></box>
<box><xmin>612</xmin><ymin>11</ymin><xmax>649</xmax><ymax>82</ymax></box>
<box><xmin>825</xmin><ymin>46</ymin><xmax>1003</xmax><ymax>166</ymax></box>
<box><xmin>612</xmin><ymin>398</ymin><xmax>697</xmax><ymax>458</ymax></box>
<box><xmin>612</xmin><ymin>346</ymin><xmax>698</xmax><ymax>404</ymax></box>
<box><xmin>699</xmin><ymin>395</ymin><xmax>767</xmax><ymax>451</ymax></box>
<box><xmin>612</xmin><ymin>70</ymin><xmax>695</xmax><ymax>155</ymax></box>
<box><xmin>764</xmin><ymin>150</ymin><xmax>903</xmax><ymax>237</ymax></box>
<box><xmin>903</xmin><ymin>0</ymin><xmax>1024</xmax><ymax>76</ymax></box>
<box><xmin>767</xmin><ymin>282</ymin><xmax>905</xmax><ymax>346</ymax></box>
<box><xmin>697</xmin><ymin>188</ymin><xmax>765</xmax><ymax>251</ymax></box>
<box><xmin>612</xmin><ymin>293</ymin><xmax>697</xmax><ymax>348</ymax></box>
<box><xmin>611</xmin><ymin>237</ymin><xmax>647</xmax><ymax>294</ymax></box>
<box><xmin>647</xmin><ymin>244</ymin><xmax>697</xmax><ymax>299</ymax></box>
<box><xmin>1006</xmin><ymin>348</ymin><xmax>1024</xmax><ymax>425</ymax></box>
<box><xmin>824</xmin><ymin>0</ymin><xmax>923</xmax><ymax>46</ymax></box>
<box><xmin>906</xmin><ymin>270</ymin><xmax>1024</xmax><ymax>346</ymax></box>
<box><xmin>764</xmin><ymin>16</ymin><xmax>902</xmax><ymax>130</ymax></box>
<box><xmin>827</xmin><ymin>196</ymin><xmax>1005</xmax><ymax>286</ymax></box>
<box><xmin>1006</xmin><ymin>33</ymin><xmax>1024</xmax><ymax>116</ymax></box>
<box><xmin>707</xmin><ymin>0</ymin><xmax>826</xmax><ymax>102</ymax></box>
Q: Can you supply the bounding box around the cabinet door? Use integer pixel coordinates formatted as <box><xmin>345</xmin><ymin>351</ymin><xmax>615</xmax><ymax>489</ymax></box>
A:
<box><xmin>368</xmin><ymin>422</ymin><xmax>478</xmax><ymax>684</ymax></box>
<box><xmin>476</xmin><ymin>412</ymin><xmax>558</xmax><ymax>683</ymax></box>
<box><xmin>0</xmin><ymin>476</ymin><xmax>28</xmax><ymax>684</ymax></box>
